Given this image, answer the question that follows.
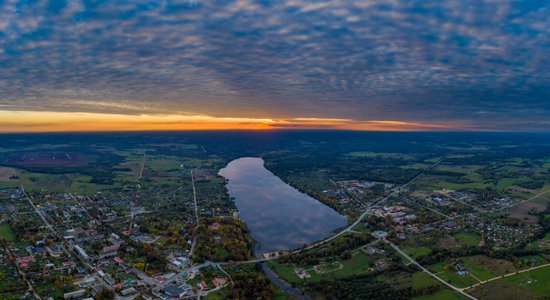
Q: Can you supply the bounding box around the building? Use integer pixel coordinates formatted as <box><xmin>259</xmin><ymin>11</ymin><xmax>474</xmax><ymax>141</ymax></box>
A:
<box><xmin>164</xmin><ymin>285</ymin><xmax>186</xmax><ymax>298</ymax></box>
<box><xmin>64</xmin><ymin>290</ymin><xmax>85</xmax><ymax>299</ymax></box>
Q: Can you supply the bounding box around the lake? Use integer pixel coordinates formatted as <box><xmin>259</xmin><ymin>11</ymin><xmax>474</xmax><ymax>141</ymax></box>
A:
<box><xmin>219</xmin><ymin>157</ymin><xmax>347</xmax><ymax>253</ymax></box>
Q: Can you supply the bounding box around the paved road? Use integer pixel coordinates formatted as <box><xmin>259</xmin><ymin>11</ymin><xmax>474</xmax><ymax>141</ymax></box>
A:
<box><xmin>212</xmin><ymin>155</ymin><xmax>447</xmax><ymax>265</ymax></box>
<box><xmin>513</xmin><ymin>188</ymin><xmax>550</xmax><ymax>207</ymax></box>
<box><xmin>189</xmin><ymin>169</ymin><xmax>200</xmax><ymax>258</ymax></box>
<box><xmin>462</xmin><ymin>263</ymin><xmax>550</xmax><ymax>291</ymax></box>
<box><xmin>156</xmin><ymin>261</ymin><xmax>211</xmax><ymax>290</ymax></box>
<box><xmin>385</xmin><ymin>239</ymin><xmax>478</xmax><ymax>300</ymax></box>
<box><xmin>135</xmin><ymin>153</ymin><xmax>146</xmax><ymax>182</ymax></box>
<box><xmin>19</xmin><ymin>179</ymin><xmax>114</xmax><ymax>289</ymax></box>
<box><xmin>294</xmin><ymin>163</ymin><xmax>429</xmax><ymax>254</ymax></box>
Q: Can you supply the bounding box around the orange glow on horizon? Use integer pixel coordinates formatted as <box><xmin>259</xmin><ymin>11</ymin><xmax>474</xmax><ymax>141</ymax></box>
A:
<box><xmin>0</xmin><ymin>110</ymin><xmax>465</xmax><ymax>132</ymax></box>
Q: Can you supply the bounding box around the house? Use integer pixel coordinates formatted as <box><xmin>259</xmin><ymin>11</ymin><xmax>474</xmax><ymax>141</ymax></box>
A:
<box><xmin>214</xmin><ymin>277</ymin><xmax>227</xmax><ymax>286</ymax></box>
<box><xmin>74</xmin><ymin>245</ymin><xmax>89</xmax><ymax>260</ymax></box>
<box><xmin>46</xmin><ymin>244</ymin><xmax>63</xmax><ymax>257</ymax></box>
<box><xmin>442</xmin><ymin>220</ymin><xmax>458</xmax><ymax>230</ymax></box>
<box><xmin>64</xmin><ymin>290</ymin><xmax>85</xmax><ymax>299</ymax></box>
<box><xmin>113</xmin><ymin>256</ymin><xmax>124</xmax><ymax>264</ymax></box>
<box><xmin>100</xmin><ymin>244</ymin><xmax>119</xmax><ymax>259</ymax></box>
<box><xmin>121</xmin><ymin>287</ymin><xmax>137</xmax><ymax>296</ymax></box>
<box><xmin>164</xmin><ymin>285</ymin><xmax>186</xmax><ymax>298</ymax></box>
<box><xmin>294</xmin><ymin>268</ymin><xmax>310</xmax><ymax>279</ymax></box>
<box><xmin>372</xmin><ymin>230</ymin><xmax>388</xmax><ymax>238</ymax></box>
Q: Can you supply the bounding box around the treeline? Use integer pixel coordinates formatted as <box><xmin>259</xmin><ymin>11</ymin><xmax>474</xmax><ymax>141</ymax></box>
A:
<box><xmin>232</xmin><ymin>272</ymin><xmax>274</xmax><ymax>300</ymax></box>
<box><xmin>193</xmin><ymin>217</ymin><xmax>254</xmax><ymax>262</ymax></box>
<box><xmin>1</xmin><ymin>149</ymin><xmax>124</xmax><ymax>185</ymax></box>
<box><xmin>280</xmin><ymin>233</ymin><xmax>373</xmax><ymax>265</ymax></box>
<box><xmin>305</xmin><ymin>270</ymin><xmax>441</xmax><ymax>300</ymax></box>
<box><xmin>268</xmin><ymin>155</ymin><xmax>420</xmax><ymax>185</ymax></box>
<box><xmin>120</xmin><ymin>241</ymin><xmax>168</xmax><ymax>274</ymax></box>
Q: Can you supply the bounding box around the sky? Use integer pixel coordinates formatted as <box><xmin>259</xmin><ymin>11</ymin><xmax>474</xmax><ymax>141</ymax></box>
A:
<box><xmin>0</xmin><ymin>0</ymin><xmax>549</xmax><ymax>132</ymax></box>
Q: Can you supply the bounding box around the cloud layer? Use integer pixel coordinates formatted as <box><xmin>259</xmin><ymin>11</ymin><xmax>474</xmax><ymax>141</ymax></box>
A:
<box><xmin>0</xmin><ymin>0</ymin><xmax>549</xmax><ymax>130</ymax></box>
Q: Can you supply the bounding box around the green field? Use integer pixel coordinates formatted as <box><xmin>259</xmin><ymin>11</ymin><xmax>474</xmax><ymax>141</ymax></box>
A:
<box><xmin>504</xmin><ymin>265</ymin><xmax>550</xmax><ymax>295</ymax></box>
<box><xmin>412</xmin><ymin>272</ymin><xmax>439</xmax><ymax>289</ymax></box>
<box><xmin>462</xmin><ymin>257</ymin><xmax>497</xmax><ymax>281</ymax></box>
<box><xmin>453</xmin><ymin>232</ymin><xmax>481</xmax><ymax>247</ymax></box>
<box><xmin>403</xmin><ymin>246</ymin><xmax>432</xmax><ymax>259</ymax></box>
<box><xmin>495</xmin><ymin>177</ymin><xmax>530</xmax><ymax>191</ymax></box>
<box><xmin>524</xmin><ymin>232</ymin><xmax>550</xmax><ymax>251</ymax></box>
<box><xmin>0</xmin><ymin>224</ymin><xmax>16</xmax><ymax>241</ymax></box>
<box><xmin>19</xmin><ymin>172</ymin><xmax>109</xmax><ymax>193</ymax></box>
<box><xmin>413</xmin><ymin>289</ymin><xmax>469</xmax><ymax>300</ymax></box>
<box><xmin>435</xmin><ymin>165</ymin><xmax>483</xmax><ymax>174</ymax></box>
<box><xmin>437</xmin><ymin>270</ymin><xmax>478</xmax><ymax>288</ymax></box>
<box><xmin>0</xmin><ymin>181</ymin><xmax>19</xmax><ymax>189</ymax></box>
<box><xmin>204</xmin><ymin>288</ymin><xmax>229</xmax><ymax>300</ymax></box>
<box><xmin>401</xmin><ymin>163</ymin><xmax>431</xmax><ymax>170</ymax></box>
<box><xmin>267</xmin><ymin>252</ymin><xmax>371</xmax><ymax>283</ymax></box>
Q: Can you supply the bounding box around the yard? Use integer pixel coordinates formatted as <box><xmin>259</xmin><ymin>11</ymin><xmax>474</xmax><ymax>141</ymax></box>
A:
<box><xmin>0</xmin><ymin>224</ymin><xmax>16</xmax><ymax>241</ymax></box>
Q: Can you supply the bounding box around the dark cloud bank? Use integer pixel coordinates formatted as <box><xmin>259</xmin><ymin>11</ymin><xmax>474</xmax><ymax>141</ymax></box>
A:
<box><xmin>0</xmin><ymin>0</ymin><xmax>548</xmax><ymax>130</ymax></box>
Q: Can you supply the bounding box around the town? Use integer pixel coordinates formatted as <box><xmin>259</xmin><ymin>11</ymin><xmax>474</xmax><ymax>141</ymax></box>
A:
<box><xmin>0</xmin><ymin>132</ymin><xmax>549</xmax><ymax>300</ymax></box>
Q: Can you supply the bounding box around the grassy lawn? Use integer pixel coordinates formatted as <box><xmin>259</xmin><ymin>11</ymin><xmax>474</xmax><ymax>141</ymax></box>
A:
<box><xmin>433</xmin><ymin>180</ymin><xmax>488</xmax><ymax>190</ymax></box>
<box><xmin>518</xmin><ymin>255</ymin><xmax>548</xmax><ymax>269</ymax></box>
<box><xmin>204</xmin><ymin>288</ymin><xmax>229</xmax><ymax>300</ymax></box>
<box><xmin>453</xmin><ymin>232</ymin><xmax>481</xmax><ymax>247</ymax></box>
<box><xmin>351</xmin><ymin>222</ymin><xmax>371</xmax><ymax>233</ymax></box>
<box><xmin>331</xmin><ymin>252</ymin><xmax>371</xmax><ymax>278</ymax></box>
<box><xmin>403</xmin><ymin>246</ymin><xmax>432</xmax><ymax>259</ymax></box>
<box><xmin>437</xmin><ymin>270</ymin><xmax>478</xmax><ymax>288</ymax></box>
<box><xmin>0</xmin><ymin>224</ymin><xmax>16</xmax><ymax>241</ymax></box>
<box><xmin>413</xmin><ymin>289</ymin><xmax>469</xmax><ymax>300</ymax></box>
<box><xmin>524</xmin><ymin>232</ymin><xmax>550</xmax><ymax>251</ymax></box>
<box><xmin>461</xmin><ymin>257</ymin><xmax>497</xmax><ymax>281</ymax></box>
<box><xmin>401</xmin><ymin>163</ymin><xmax>431</xmax><ymax>170</ymax></box>
<box><xmin>505</xmin><ymin>265</ymin><xmax>550</xmax><ymax>295</ymax></box>
<box><xmin>412</xmin><ymin>272</ymin><xmax>439</xmax><ymax>289</ymax></box>
<box><xmin>0</xmin><ymin>181</ymin><xmax>19</xmax><ymax>189</ymax></box>
<box><xmin>66</xmin><ymin>174</ymin><xmax>109</xmax><ymax>193</ymax></box>
<box><xmin>147</xmin><ymin>157</ymin><xmax>182</xmax><ymax>171</ymax></box>
<box><xmin>435</xmin><ymin>165</ymin><xmax>483</xmax><ymax>174</ymax></box>
<box><xmin>272</xmin><ymin>286</ymin><xmax>288</xmax><ymax>300</ymax></box>
<box><xmin>267</xmin><ymin>252</ymin><xmax>371</xmax><ymax>283</ymax></box>
<box><xmin>496</xmin><ymin>177</ymin><xmax>530</xmax><ymax>191</ymax></box>
<box><xmin>427</xmin><ymin>261</ymin><xmax>450</xmax><ymax>273</ymax></box>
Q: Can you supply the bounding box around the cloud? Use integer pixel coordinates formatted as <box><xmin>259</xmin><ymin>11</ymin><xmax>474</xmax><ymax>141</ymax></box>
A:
<box><xmin>0</xmin><ymin>0</ymin><xmax>548</xmax><ymax>130</ymax></box>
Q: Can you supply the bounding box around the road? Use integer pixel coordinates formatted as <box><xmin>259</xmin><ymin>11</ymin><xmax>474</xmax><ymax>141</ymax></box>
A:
<box><xmin>512</xmin><ymin>188</ymin><xmax>550</xmax><ymax>207</ymax></box>
<box><xmin>2</xmin><ymin>240</ymin><xmax>42</xmax><ymax>299</ymax></box>
<box><xmin>156</xmin><ymin>261</ymin><xmax>212</xmax><ymax>290</ymax></box>
<box><xmin>462</xmin><ymin>263</ymin><xmax>550</xmax><ymax>291</ymax></box>
<box><xmin>18</xmin><ymin>178</ymin><xmax>113</xmax><ymax>289</ymax></box>
<box><xmin>189</xmin><ymin>169</ymin><xmax>200</xmax><ymax>258</ymax></box>
<box><xmin>212</xmin><ymin>155</ymin><xmax>448</xmax><ymax>265</ymax></box>
<box><xmin>135</xmin><ymin>153</ymin><xmax>146</xmax><ymax>182</ymax></box>
<box><xmin>294</xmin><ymin>158</ymin><xmax>437</xmax><ymax>253</ymax></box>
<box><xmin>19</xmin><ymin>179</ymin><xmax>57</xmax><ymax>234</ymax></box>
<box><xmin>385</xmin><ymin>239</ymin><xmax>478</xmax><ymax>300</ymax></box>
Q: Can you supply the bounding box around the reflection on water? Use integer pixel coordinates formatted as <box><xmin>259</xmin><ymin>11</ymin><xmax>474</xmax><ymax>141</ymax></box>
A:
<box><xmin>219</xmin><ymin>157</ymin><xmax>347</xmax><ymax>253</ymax></box>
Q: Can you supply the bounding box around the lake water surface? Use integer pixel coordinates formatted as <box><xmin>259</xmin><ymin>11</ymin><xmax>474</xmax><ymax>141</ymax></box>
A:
<box><xmin>219</xmin><ymin>157</ymin><xmax>347</xmax><ymax>253</ymax></box>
